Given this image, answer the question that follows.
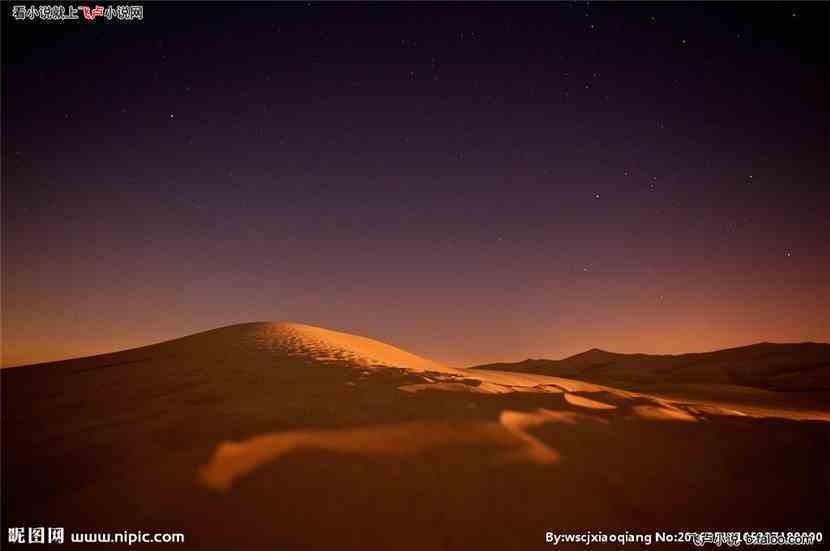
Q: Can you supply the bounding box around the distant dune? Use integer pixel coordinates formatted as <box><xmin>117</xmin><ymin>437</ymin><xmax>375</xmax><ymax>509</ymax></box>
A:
<box><xmin>471</xmin><ymin>342</ymin><xmax>830</xmax><ymax>393</ymax></box>
<box><xmin>3</xmin><ymin>323</ymin><xmax>829</xmax><ymax>549</ymax></box>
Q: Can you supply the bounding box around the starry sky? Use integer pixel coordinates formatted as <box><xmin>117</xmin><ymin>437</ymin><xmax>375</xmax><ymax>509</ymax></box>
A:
<box><xmin>2</xmin><ymin>2</ymin><xmax>828</xmax><ymax>368</ymax></box>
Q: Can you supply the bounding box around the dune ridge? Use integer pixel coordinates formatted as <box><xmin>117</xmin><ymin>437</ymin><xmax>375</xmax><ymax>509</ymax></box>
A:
<box><xmin>248</xmin><ymin>322</ymin><xmax>455</xmax><ymax>373</ymax></box>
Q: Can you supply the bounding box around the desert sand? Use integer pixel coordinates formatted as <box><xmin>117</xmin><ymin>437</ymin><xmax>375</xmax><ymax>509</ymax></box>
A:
<box><xmin>3</xmin><ymin>322</ymin><xmax>828</xmax><ymax>549</ymax></box>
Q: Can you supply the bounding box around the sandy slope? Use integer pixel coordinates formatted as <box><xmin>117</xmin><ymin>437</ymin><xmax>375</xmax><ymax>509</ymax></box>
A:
<box><xmin>3</xmin><ymin>322</ymin><xmax>829</xmax><ymax>550</ymax></box>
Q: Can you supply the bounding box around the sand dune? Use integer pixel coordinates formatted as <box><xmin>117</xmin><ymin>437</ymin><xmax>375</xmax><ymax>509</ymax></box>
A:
<box><xmin>249</xmin><ymin>322</ymin><xmax>455</xmax><ymax>373</ymax></box>
<box><xmin>3</xmin><ymin>322</ymin><xmax>829</xmax><ymax>550</ymax></box>
<box><xmin>472</xmin><ymin>342</ymin><xmax>830</xmax><ymax>392</ymax></box>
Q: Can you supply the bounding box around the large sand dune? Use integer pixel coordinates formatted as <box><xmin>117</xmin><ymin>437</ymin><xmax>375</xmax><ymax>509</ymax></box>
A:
<box><xmin>3</xmin><ymin>322</ymin><xmax>828</xmax><ymax>549</ymax></box>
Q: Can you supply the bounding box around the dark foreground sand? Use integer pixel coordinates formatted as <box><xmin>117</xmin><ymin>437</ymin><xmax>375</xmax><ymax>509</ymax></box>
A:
<box><xmin>3</xmin><ymin>323</ymin><xmax>828</xmax><ymax>549</ymax></box>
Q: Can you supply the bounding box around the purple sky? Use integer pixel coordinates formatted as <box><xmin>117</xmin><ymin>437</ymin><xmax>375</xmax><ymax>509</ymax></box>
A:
<box><xmin>2</xmin><ymin>2</ymin><xmax>828</xmax><ymax>367</ymax></box>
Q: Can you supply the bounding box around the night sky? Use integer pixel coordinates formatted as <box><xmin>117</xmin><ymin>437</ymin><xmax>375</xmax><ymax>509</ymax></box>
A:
<box><xmin>2</xmin><ymin>2</ymin><xmax>828</xmax><ymax>368</ymax></box>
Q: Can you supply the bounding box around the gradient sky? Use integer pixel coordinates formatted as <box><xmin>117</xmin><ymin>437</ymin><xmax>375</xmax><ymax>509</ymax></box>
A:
<box><xmin>2</xmin><ymin>2</ymin><xmax>828</xmax><ymax>368</ymax></box>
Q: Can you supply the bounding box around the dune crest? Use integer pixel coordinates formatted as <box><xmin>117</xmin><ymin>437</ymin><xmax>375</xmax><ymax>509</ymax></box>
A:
<box><xmin>563</xmin><ymin>392</ymin><xmax>617</xmax><ymax>410</ymax></box>
<box><xmin>249</xmin><ymin>322</ymin><xmax>456</xmax><ymax>373</ymax></box>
